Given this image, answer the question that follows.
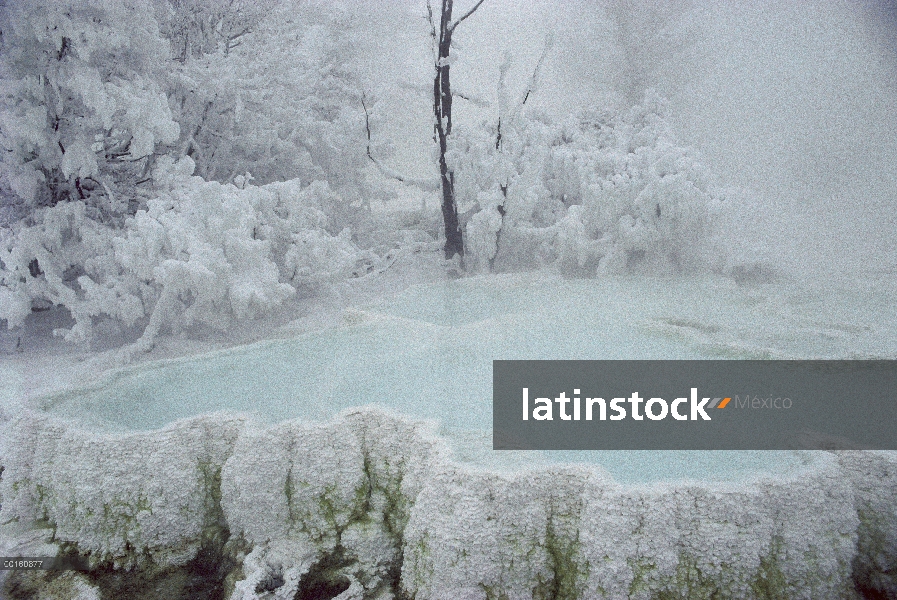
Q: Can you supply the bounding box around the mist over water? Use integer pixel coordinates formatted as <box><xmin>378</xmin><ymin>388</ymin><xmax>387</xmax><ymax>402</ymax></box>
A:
<box><xmin>364</xmin><ymin>0</ymin><xmax>897</xmax><ymax>280</ymax></box>
<box><xmin>656</xmin><ymin>1</ymin><xmax>897</xmax><ymax>279</ymax></box>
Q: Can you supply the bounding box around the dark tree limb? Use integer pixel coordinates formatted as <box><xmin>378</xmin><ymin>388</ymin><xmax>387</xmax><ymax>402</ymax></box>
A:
<box><xmin>424</xmin><ymin>0</ymin><xmax>489</xmax><ymax>260</ymax></box>
<box><xmin>450</xmin><ymin>0</ymin><xmax>487</xmax><ymax>32</ymax></box>
<box><xmin>361</xmin><ymin>94</ymin><xmax>438</xmax><ymax>190</ymax></box>
<box><xmin>434</xmin><ymin>0</ymin><xmax>463</xmax><ymax>259</ymax></box>
<box><xmin>361</xmin><ymin>94</ymin><xmax>374</xmax><ymax>161</ymax></box>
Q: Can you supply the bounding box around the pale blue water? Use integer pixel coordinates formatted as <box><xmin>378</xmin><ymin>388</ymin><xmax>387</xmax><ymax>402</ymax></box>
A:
<box><xmin>38</xmin><ymin>272</ymin><xmax>897</xmax><ymax>482</ymax></box>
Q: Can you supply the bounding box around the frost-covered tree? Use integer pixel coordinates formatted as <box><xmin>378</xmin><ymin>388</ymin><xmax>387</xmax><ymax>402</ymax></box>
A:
<box><xmin>162</xmin><ymin>0</ymin><xmax>369</xmax><ymax>203</ymax></box>
<box><xmin>0</xmin><ymin>0</ymin><xmax>179</xmax><ymax>222</ymax></box>
<box><xmin>111</xmin><ymin>157</ymin><xmax>370</xmax><ymax>351</ymax></box>
<box><xmin>0</xmin><ymin>153</ymin><xmax>373</xmax><ymax>349</ymax></box>
<box><xmin>154</xmin><ymin>0</ymin><xmax>277</xmax><ymax>62</ymax></box>
<box><xmin>450</xmin><ymin>91</ymin><xmax>724</xmax><ymax>275</ymax></box>
<box><xmin>428</xmin><ymin>0</ymin><xmax>488</xmax><ymax>260</ymax></box>
<box><xmin>0</xmin><ymin>0</ymin><xmax>383</xmax><ymax>349</ymax></box>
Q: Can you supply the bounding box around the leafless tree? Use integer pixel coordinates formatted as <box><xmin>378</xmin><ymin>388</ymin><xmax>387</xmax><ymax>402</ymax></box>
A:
<box><xmin>428</xmin><ymin>0</ymin><xmax>487</xmax><ymax>260</ymax></box>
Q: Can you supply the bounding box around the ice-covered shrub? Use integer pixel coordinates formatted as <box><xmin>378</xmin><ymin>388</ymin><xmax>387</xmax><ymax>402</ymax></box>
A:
<box><xmin>449</xmin><ymin>91</ymin><xmax>725</xmax><ymax>275</ymax></box>
<box><xmin>0</xmin><ymin>0</ymin><xmax>179</xmax><ymax>217</ymax></box>
<box><xmin>0</xmin><ymin>157</ymin><xmax>370</xmax><ymax>349</ymax></box>
<box><xmin>162</xmin><ymin>1</ymin><xmax>374</xmax><ymax>217</ymax></box>
<box><xmin>0</xmin><ymin>200</ymin><xmax>123</xmax><ymax>340</ymax></box>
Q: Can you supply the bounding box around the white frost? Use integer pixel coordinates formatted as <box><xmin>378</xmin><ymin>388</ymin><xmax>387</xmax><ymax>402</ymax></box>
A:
<box><xmin>2</xmin><ymin>406</ymin><xmax>892</xmax><ymax>597</ymax></box>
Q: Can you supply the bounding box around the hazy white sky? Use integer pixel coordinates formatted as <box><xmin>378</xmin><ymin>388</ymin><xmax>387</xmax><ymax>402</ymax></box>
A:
<box><xmin>358</xmin><ymin>2</ymin><xmax>897</xmax><ymax>171</ymax></box>
<box><xmin>353</xmin><ymin>0</ymin><xmax>897</xmax><ymax>272</ymax></box>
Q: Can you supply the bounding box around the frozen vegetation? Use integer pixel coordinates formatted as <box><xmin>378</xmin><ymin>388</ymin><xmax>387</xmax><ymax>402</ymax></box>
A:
<box><xmin>1</xmin><ymin>0</ymin><xmax>896</xmax><ymax>598</ymax></box>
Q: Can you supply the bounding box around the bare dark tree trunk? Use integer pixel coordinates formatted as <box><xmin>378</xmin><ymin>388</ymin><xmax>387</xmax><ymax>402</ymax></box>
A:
<box><xmin>431</xmin><ymin>0</ymin><xmax>486</xmax><ymax>260</ymax></box>
<box><xmin>434</xmin><ymin>0</ymin><xmax>462</xmax><ymax>259</ymax></box>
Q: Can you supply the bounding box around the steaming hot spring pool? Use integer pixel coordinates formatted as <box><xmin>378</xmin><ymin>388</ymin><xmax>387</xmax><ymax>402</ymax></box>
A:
<box><xmin>5</xmin><ymin>271</ymin><xmax>897</xmax><ymax>598</ymax></box>
<box><xmin>36</xmin><ymin>271</ymin><xmax>897</xmax><ymax>480</ymax></box>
